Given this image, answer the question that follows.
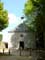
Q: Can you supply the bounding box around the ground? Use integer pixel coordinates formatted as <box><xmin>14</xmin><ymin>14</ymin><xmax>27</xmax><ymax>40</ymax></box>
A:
<box><xmin>0</xmin><ymin>56</ymin><xmax>32</xmax><ymax>60</ymax></box>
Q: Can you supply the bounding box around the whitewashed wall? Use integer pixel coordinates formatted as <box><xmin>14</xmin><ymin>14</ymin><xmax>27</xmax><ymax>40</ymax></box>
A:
<box><xmin>11</xmin><ymin>32</ymin><xmax>36</xmax><ymax>49</ymax></box>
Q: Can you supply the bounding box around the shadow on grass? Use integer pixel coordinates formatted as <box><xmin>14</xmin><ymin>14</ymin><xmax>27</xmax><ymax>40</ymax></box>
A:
<box><xmin>0</xmin><ymin>53</ymin><xmax>12</xmax><ymax>56</ymax></box>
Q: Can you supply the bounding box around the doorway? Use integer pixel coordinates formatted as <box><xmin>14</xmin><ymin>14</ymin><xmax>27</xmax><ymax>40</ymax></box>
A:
<box><xmin>19</xmin><ymin>41</ymin><xmax>24</xmax><ymax>49</ymax></box>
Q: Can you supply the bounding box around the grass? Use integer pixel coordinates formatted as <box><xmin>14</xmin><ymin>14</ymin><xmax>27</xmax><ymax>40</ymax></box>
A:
<box><xmin>15</xmin><ymin>56</ymin><xmax>32</xmax><ymax>60</ymax></box>
<box><xmin>0</xmin><ymin>53</ymin><xmax>12</xmax><ymax>56</ymax></box>
<box><xmin>0</xmin><ymin>55</ymin><xmax>32</xmax><ymax>60</ymax></box>
<box><xmin>0</xmin><ymin>53</ymin><xmax>33</xmax><ymax>60</ymax></box>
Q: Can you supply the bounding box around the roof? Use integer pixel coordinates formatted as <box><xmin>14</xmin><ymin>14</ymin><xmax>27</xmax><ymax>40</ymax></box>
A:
<box><xmin>8</xmin><ymin>23</ymin><xmax>30</xmax><ymax>33</ymax></box>
<box><xmin>15</xmin><ymin>23</ymin><xmax>29</xmax><ymax>32</ymax></box>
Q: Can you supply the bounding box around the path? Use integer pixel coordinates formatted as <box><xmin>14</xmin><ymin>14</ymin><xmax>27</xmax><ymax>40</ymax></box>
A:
<box><xmin>0</xmin><ymin>56</ymin><xmax>32</xmax><ymax>60</ymax></box>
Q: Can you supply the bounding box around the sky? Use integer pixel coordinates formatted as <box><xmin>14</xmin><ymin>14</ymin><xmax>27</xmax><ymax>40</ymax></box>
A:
<box><xmin>0</xmin><ymin>0</ymin><xmax>26</xmax><ymax>32</ymax></box>
<box><xmin>2</xmin><ymin>0</ymin><xmax>26</xmax><ymax>17</ymax></box>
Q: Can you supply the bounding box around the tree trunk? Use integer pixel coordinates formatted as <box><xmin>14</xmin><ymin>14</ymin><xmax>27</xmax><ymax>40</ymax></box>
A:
<box><xmin>38</xmin><ymin>31</ymin><xmax>44</xmax><ymax>48</ymax></box>
<box><xmin>36</xmin><ymin>31</ymin><xmax>45</xmax><ymax>60</ymax></box>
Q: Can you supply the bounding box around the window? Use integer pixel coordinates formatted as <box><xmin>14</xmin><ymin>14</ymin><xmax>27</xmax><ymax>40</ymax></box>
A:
<box><xmin>20</xmin><ymin>34</ymin><xmax>23</xmax><ymax>37</ymax></box>
<box><xmin>5</xmin><ymin>43</ymin><xmax>8</xmax><ymax>48</ymax></box>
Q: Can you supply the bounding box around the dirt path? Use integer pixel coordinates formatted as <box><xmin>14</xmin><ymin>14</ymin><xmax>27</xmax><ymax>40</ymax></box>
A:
<box><xmin>0</xmin><ymin>56</ymin><xmax>32</xmax><ymax>60</ymax></box>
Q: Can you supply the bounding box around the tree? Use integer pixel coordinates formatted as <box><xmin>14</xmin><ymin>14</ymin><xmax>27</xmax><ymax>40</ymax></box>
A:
<box><xmin>0</xmin><ymin>34</ymin><xmax>2</xmax><ymax>41</ymax></box>
<box><xmin>24</xmin><ymin>0</ymin><xmax>45</xmax><ymax>59</ymax></box>
<box><xmin>24</xmin><ymin>0</ymin><xmax>45</xmax><ymax>48</ymax></box>
<box><xmin>0</xmin><ymin>1</ymin><xmax>8</xmax><ymax>31</ymax></box>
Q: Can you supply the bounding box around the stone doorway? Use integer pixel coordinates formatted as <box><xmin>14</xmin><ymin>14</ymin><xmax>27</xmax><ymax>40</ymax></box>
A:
<box><xmin>19</xmin><ymin>41</ymin><xmax>24</xmax><ymax>49</ymax></box>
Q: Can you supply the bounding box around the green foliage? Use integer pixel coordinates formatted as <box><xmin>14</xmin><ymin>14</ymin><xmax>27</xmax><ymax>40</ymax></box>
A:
<box><xmin>24</xmin><ymin>0</ymin><xmax>45</xmax><ymax>32</ymax></box>
<box><xmin>24</xmin><ymin>0</ymin><xmax>34</xmax><ymax>15</ymax></box>
<box><xmin>0</xmin><ymin>34</ymin><xmax>2</xmax><ymax>41</ymax></box>
<box><xmin>25</xmin><ymin>15</ymin><xmax>36</xmax><ymax>32</ymax></box>
<box><xmin>0</xmin><ymin>2</ymin><xmax>8</xmax><ymax>31</ymax></box>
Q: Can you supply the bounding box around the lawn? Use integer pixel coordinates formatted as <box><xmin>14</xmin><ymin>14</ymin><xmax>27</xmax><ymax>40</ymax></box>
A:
<box><xmin>0</xmin><ymin>55</ymin><xmax>32</xmax><ymax>60</ymax></box>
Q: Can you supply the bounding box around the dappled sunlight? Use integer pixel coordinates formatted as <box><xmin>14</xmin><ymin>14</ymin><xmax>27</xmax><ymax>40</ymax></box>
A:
<box><xmin>0</xmin><ymin>48</ymin><xmax>9</xmax><ymax>53</ymax></box>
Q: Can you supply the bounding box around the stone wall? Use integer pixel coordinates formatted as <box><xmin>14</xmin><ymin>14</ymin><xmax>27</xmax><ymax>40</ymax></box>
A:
<box><xmin>11</xmin><ymin>31</ymin><xmax>36</xmax><ymax>49</ymax></box>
